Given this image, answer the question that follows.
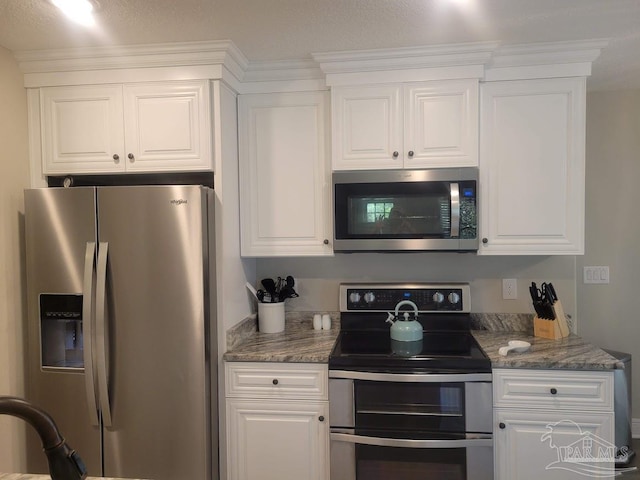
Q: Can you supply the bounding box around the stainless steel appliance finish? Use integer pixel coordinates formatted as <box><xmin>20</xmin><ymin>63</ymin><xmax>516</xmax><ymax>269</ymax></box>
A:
<box><xmin>329</xmin><ymin>283</ymin><xmax>492</xmax><ymax>480</ymax></box>
<box><xmin>329</xmin><ymin>371</ymin><xmax>493</xmax><ymax>480</ymax></box>
<box><xmin>24</xmin><ymin>186</ymin><xmax>216</xmax><ymax>480</ymax></box>
<box><xmin>332</xmin><ymin>168</ymin><xmax>478</xmax><ymax>252</ymax></box>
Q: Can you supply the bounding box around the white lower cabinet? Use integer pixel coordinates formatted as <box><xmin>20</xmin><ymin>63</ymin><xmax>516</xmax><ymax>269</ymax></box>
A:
<box><xmin>225</xmin><ymin>362</ymin><xmax>330</xmax><ymax>480</ymax></box>
<box><xmin>493</xmin><ymin>369</ymin><xmax>615</xmax><ymax>480</ymax></box>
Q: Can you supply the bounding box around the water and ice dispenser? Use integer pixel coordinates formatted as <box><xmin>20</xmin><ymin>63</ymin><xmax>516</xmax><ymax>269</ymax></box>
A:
<box><xmin>39</xmin><ymin>294</ymin><xmax>84</xmax><ymax>369</ymax></box>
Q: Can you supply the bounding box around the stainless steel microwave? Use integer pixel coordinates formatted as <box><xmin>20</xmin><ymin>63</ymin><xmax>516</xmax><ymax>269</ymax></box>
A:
<box><xmin>333</xmin><ymin>168</ymin><xmax>478</xmax><ymax>252</ymax></box>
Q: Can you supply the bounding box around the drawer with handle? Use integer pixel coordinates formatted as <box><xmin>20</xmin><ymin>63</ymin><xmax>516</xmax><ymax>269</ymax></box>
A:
<box><xmin>225</xmin><ymin>362</ymin><xmax>328</xmax><ymax>400</ymax></box>
<box><xmin>493</xmin><ymin>369</ymin><xmax>613</xmax><ymax>410</ymax></box>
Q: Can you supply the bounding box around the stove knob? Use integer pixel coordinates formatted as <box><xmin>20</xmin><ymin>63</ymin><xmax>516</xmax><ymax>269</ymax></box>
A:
<box><xmin>432</xmin><ymin>292</ymin><xmax>445</xmax><ymax>304</ymax></box>
<box><xmin>364</xmin><ymin>292</ymin><xmax>376</xmax><ymax>304</ymax></box>
<box><xmin>349</xmin><ymin>292</ymin><xmax>361</xmax><ymax>304</ymax></box>
<box><xmin>448</xmin><ymin>292</ymin><xmax>461</xmax><ymax>304</ymax></box>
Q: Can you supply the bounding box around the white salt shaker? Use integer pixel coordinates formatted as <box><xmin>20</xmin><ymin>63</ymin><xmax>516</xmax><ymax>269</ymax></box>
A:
<box><xmin>313</xmin><ymin>314</ymin><xmax>322</xmax><ymax>330</ymax></box>
<box><xmin>321</xmin><ymin>314</ymin><xmax>331</xmax><ymax>330</ymax></box>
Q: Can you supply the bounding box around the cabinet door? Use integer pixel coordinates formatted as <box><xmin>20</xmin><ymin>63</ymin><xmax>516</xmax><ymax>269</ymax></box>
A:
<box><xmin>41</xmin><ymin>85</ymin><xmax>125</xmax><ymax>174</ymax></box>
<box><xmin>331</xmin><ymin>85</ymin><xmax>402</xmax><ymax>170</ymax></box>
<box><xmin>239</xmin><ymin>91</ymin><xmax>332</xmax><ymax>256</ymax></box>
<box><xmin>495</xmin><ymin>409</ymin><xmax>614</xmax><ymax>480</ymax></box>
<box><xmin>404</xmin><ymin>80</ymin><xmax>478</xmax><ymax>168</ymax></box>
<box><xmin>479</xmin><ymin>78</ymin><xmax>586</xmax><ymax>254</ymax></box>
<box><xmin>226</xmin><ymin>399</ymin><xmax>329</xmax><ymax>480</ymax></box>
<box><xmin>123</xmin><ymin>81</ymin><xmax>211</xmax><ymax>172</ymax></box>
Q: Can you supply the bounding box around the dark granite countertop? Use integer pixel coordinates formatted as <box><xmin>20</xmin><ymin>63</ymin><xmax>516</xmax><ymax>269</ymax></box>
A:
<box><xmin>472</xmin><ymin>331</ymin><xmax>621</xmax><ymax>370</ymax></box>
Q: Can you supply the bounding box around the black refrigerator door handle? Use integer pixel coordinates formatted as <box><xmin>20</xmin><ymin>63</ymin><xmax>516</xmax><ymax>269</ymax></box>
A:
<box><xmin>82</xmin><ymin>242</ymin><xmax>100</xmax><ymax>427</ymax></box>
<box><xmin>96</xmin><ymin>242</ymin><xmax>112</xmax><ymax>428</ymax></box>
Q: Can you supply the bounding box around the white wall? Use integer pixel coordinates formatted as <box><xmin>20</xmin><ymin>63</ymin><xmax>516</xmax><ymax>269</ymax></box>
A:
<box><xmin>578</xmin><ymin>89</ymin><xmax>640</xmax><ymax>416</ymax></box>
<box><xmin>0</xmin><ymin>46</ymin><xmax>30</xmax><ymax>472</ymax></box>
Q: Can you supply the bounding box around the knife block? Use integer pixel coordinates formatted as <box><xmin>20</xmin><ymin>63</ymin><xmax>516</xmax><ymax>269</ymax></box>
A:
<box><xmin>533</xmin><ymin>300</ymin><xmax>570</xmax><ymax>340</ymax></box>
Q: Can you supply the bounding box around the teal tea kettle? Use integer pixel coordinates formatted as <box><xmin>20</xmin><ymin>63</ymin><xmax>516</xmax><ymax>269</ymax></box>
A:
<box><xmin>385</xmin><ymin>300</ymin><xmax>423</xmax><ymax>342</ymax></box>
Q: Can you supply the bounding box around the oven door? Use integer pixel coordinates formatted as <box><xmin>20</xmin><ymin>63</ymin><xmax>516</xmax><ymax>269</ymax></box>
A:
<box><xmin>330</xmin><ymin>432</ymin><xmax>493</xmax><ymax>480</ymax></box>
<box><xmin>329</xmin><ymin>371</ymin><xmax>493</xmax><ymax>480</ymax></box>
<box><xmin>332</xmin><ymin>168</ymin><xmax>478</xmax><ymax>252</ymax></box>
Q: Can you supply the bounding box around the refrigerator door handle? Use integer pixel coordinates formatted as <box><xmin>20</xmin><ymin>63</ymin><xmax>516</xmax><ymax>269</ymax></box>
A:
<box><xmin>96</xmin><ymin>242</ymin><xmax>113</xmax><ymax>427</ymax></box>
<box><xmin>82</xmin><ymin>242</ymin><xmax>99</xmax><ymax>427</ymax></box>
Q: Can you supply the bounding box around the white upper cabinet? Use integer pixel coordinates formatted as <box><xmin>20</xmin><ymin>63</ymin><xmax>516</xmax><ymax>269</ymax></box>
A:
<box><xmin>238</xmin><ymin>91</ymin><xmax>332</xmax><ymax>257</ymax></box>
<box><xmin>479</xmin><ymin>77</ymin><xmax>586</xmax><ymax>255</ymax></box>
<box><xmin>41</xmin><ymin>85</ymin><xmax>126</xmax><ymax>173</ymax></box>
<box><xmin>40</xmin><ymin>80</ymin><xmax>212</xmax><ymax>174</ymax></box>
<box><xmin>331</xmin><ymin>79</ymin><xmax>479</xmax><ymax>170</ymax></box>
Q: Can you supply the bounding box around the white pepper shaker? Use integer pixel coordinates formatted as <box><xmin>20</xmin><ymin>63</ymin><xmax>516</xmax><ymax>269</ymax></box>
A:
<box><xmin>321</xmin><ymin>314</ymin><xmax>331</xmax><ymax>330</ymax></box>
<box><xmin>313</xmin><ymin>314</ymin><xmax>322</xmax><ymax>330</ymax></box>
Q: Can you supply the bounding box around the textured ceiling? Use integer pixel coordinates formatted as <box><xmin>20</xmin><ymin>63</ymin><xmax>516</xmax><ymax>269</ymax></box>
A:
<box><xmin>1</xmin><ymin>0</ymin><xmax>640</xmax><ymax>90</ymax></box>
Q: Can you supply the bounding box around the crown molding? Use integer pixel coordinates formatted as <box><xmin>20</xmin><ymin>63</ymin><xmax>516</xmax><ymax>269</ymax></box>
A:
<box><xmin>312</xmin><ymin>42</ymin><xmax>499</xmax><ymax>76</ymax></box>
<box><xmin>13</xmin><ymin>38</ymin><xmax>609</xmax><ymax>90</ymax></box>
<box><xmin>485</xmin><ymin>39</ymin><xmax>608</xmax><ymax>81</ymax></box>
<box><xmin>242</xmin><ymin>58</ymin><xmax>323</xmax><ymax>83</ymax></box>
<box><xmin>15</xmin><ymin>40</ymin><xmax>249</xmax><ymax>85</ymax></box>
<box><xmin>312</xmin><ymin>39</ymin><xmax>608</xmax><ymax>85</ymax></box>
<box><xmin>488</xmin><ymin>39</ymin><xmax>608</xmax><ymax>69</ymax></box>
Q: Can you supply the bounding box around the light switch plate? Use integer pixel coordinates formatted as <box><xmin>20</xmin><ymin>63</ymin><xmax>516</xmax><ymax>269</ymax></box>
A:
<box><xmin>583</xmin><ymin>266</ymin><xmax>610</xmax><ymax>284</ymax></box>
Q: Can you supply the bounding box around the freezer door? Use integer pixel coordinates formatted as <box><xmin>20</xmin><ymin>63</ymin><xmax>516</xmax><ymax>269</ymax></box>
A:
<box><xmin>96</xmin><ymin>186</ymin><xmax>212</xmax><ymax>480</ymax></box>
<box><xmin>24</xmin><ymin>187</ymin><xmax>102</xmax><ymax>475</ymax></box>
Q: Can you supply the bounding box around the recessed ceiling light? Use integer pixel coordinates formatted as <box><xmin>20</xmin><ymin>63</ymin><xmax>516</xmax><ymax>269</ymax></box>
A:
<box><xmin>51</xmin><ymin>0</ymin><xmax>97</xmax><ymax>27</ymax></box>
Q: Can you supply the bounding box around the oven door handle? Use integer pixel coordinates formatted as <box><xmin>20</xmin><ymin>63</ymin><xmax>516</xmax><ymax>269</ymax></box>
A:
<box><xmin>329</xmin><ymin>370</ymin><xmax>492</xmax><ymax>383</ymax></box>
<box><xmin>330</xmin><ymin>432</ymin><xmax>492</xmax><ymax>449</ymax></box>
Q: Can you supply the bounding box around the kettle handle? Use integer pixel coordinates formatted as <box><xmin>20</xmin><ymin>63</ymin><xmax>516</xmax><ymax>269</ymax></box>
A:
<box><xmin>394</xmin><ymin>300</ymin><xmax>419</xmax><ymax>319</ymax></box>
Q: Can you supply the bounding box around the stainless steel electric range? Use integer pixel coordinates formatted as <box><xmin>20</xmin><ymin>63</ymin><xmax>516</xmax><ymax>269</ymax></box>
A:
<box><xmin>329</xmin><ymin>283</ymin><xmax>493</xmax><ymax>480</ymax></box>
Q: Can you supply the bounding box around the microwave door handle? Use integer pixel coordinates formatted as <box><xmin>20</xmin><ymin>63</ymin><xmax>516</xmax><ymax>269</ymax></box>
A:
<box><xmin>330</xmin><ymin>432</ymin><xmax>493</xmax><ymax>449</ymax></box>
<box><xmin>450</xmin><ymin>182</ymin><xmax>460</xmax><ymax>238</ymax></box>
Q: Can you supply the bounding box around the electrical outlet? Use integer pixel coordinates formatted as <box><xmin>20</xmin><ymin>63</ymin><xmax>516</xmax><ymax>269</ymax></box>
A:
<box><xmin>502</xmin><ymin>278</ymin><xmax>517</xmax><ymax>300</ymax></box>
<box><xmin>583</xmin><ymin>266</ymin><xmax>610</xmax><ymax>284</ymax></box>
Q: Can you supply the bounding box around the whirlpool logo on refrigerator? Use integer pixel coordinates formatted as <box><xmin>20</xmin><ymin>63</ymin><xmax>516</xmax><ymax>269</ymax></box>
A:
<box><xmin>170</xmin><ymin>199</ymin><xmax>188</xmax><ymax>206</ymax></box>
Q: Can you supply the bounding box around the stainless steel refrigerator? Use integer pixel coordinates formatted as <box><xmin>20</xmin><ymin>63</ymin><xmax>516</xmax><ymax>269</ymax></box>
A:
<box><xmin>24</xmin><ymin>185</ymin><xmax>217</xmax><ymax>480</ymax></box>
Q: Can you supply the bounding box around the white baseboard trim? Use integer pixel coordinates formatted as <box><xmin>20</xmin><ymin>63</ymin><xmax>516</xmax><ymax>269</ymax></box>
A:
<box><xmin>632</xmin><ymin>418</ymin><xmax>640</xmax><ymax>438</ymax></box>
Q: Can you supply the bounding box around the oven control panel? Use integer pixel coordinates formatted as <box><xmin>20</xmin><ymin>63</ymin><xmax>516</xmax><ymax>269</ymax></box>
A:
<box><xmin>340</xmin><ymin>283</ymin><xmax>471</xmax><ymax>313</ymax></box>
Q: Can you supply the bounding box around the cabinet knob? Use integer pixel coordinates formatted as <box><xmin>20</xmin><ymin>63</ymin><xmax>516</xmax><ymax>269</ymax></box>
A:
<box><xmin>408</xmin><ymin>151</ymin><xmax>414</xmax><ymax>157</ymax></box>
<box><xmin>482</xmin><ymin>238</ymin><xmax>488</xmax><ymax>244</ymax></box>
<box><xmin>499</xmin><ymin>422</ymin><xmax>506</xmax><ymax>429</ymax></box>
<box><xmin>323</xmin><ymin>239</ymin><xmax>329</xmax><ymax>245</ymax></box>
<box><xmin>318</xmin><ymin>416</ymin><xmax>325</xmax><ymax>422</ymax></box>
<box><xmin>128</xmin><ymin>153</ymin><xmax>135</xmax><ymax>162</ymax></box>
<box><xmin>272</xmin><ymin>379</ymin><xmax>279</xmax><ymax>385</ymax></box>
<box><xmin>112</xmin><ymin>154</ymin><xmax>120</xmax><ymax>163</ymax></box>
<box><xmin>550</xmin><ymin>388</ymin><xmax>558</xmax><ymax>395</ymax></box>
<box><xmin>392</xmin><ymin>151</ymin><xmax>399</xmax><ymax>158</ymax></box>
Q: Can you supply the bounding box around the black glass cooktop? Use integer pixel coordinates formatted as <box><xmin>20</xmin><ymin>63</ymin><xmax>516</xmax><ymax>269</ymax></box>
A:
<box><xmin>329</xmin><ymin>330</ymin><xmax>491</xmax><ymax>373</ymax></box>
